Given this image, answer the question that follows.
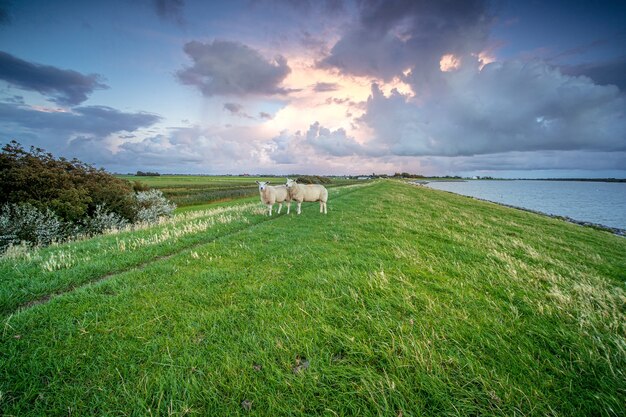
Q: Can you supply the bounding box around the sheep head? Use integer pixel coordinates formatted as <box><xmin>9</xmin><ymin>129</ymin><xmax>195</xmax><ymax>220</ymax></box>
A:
<box><xmin>285</xmin><ymin>178</ymin><xmax>297</xmax><ymax>189</ymax></box>
<box><xmin>256</xmin><ymin>181</ymin><xmax>270</xmax><ymax>191</ymax></box>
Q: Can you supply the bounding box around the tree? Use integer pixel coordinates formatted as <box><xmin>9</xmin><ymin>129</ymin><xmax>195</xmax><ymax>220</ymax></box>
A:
<box><xmin>0</xmin><ymin>141</ymin><xmax>137</xmax><ymax>222</ymax></box>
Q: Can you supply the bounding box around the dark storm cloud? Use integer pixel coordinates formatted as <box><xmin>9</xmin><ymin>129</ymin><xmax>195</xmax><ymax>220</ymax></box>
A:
<box><xmin>560</xmin><ymin>56</ymin><xmax>626</xmax><ymax>91</ymax></box>
<box><xmin>0</xmin><ymin>102</ymin><xmax>161</xmax><ymax>137</ymax></box>
<box><xmin>313</xmin><ymin>82</ymin><xmax>340</xmax><ymax>92</ymax></box>
<box><xmin>358</xmin><ymin>61</ymin><xmax>626</xmax><ymax>157</ymax></box>
<box><xmin>0</xmin><ymin>51</ymin><xmax>108</xmax><ymax>105</ymax></box>
<box><xmin>176</xmin><ymin>40</ymin><xmax>293</xmax><ymax>97</ymax></box>
<box><xmin>153</xmin><ymin>0</ymin><xmax>185</xmax><ymax>25</ymax></box>
<box><xmin>311</xmin><ymin>0</ymin><xmax>625</xmax><ymax>169</ymax></box>
<box><xmin>319</xmin><ymin>0</ymin><xmax>492</xmax><ymax>84</ymax></box>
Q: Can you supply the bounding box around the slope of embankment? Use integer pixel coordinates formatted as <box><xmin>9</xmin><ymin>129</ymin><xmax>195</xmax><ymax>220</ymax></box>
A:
<box><xmin>1</xmin><ymin>181</ymin><xmax>624</xmax><ymax>416</ymax></box>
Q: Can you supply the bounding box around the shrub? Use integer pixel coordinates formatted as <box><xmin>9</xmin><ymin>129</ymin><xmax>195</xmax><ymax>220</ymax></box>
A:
<box><xmin>135</xmin><ymin>189</ymin><xmax>176</xmax><ymax>223</ymax></box>
<box><xmin>295</xmin><ymin>175</ymin><xmax>332</xmax><ymax>184</ymax></box>
<box><xmin>131</xmin><ymin>181</ymin><xmax>150</xmax><ymax>192</ymax></box>
<box><xmin>0</xmin><ymin>203</ymin><xmax>67</xmax><ymax>251</ymax></box>
<box><xmin>0</xmin><ymin>142</ymin><xmax>179</xmax><ymax>253</ymax></box>
<box><xmin>80</xmin><ymin>204</ymin><xmax>130</xmax><ymax>235</ymax></box>
<box><xmin>0</xmin><ymin>141</ymin><xmax>136</xmax><ymax>222</ymax></box>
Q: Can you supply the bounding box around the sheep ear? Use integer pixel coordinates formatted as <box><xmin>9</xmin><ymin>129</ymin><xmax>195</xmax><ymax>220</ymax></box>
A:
<box><xmin>255</xmin><ymin>181</ymin><xmax>259</xmax><ymax>184</ymax></box>
<box><xmin>267</xmin><ymin>181</ymin><xmax>270</xmax><ymax>184</ymax></box>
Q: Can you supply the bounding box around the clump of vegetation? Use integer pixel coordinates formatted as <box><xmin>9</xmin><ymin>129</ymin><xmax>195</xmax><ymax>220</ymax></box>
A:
<box><xmin>135</xmin><ymin>170</ymin><xmax>161</xmax><ymax>176</ymax></box>
<box><xmin>0</xmin><ymin>141</ymin><xmax>175</xmax><ymax>253</ymax></box>
<box><xmin>295</xmin><ymin>175</ymin><xmax>332</xmax><ymax>184</ymax></box>
<box><xmin>392</xmin><ymin>172</ymin><xmax>425</xmax><ymax>178</ymax></box>
<box><xmin>135</xmin><ymin>189</ymin><xmax>176</xmax><ymax>223</ymax></box>
<box><xmin>0</xmin><ymin>203</ymin><xmax>67</xmax><ymax>249</ymax></box>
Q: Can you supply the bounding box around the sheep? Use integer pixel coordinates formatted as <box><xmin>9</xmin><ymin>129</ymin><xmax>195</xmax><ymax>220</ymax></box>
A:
<box><xmin>256</xmin><ymin>181</ymin><xmax>291</xmax><ymax>216</ymax></box>
<box><xmin>285</xmin><ymin>178</ymin><xmax>328</xmax><ymax>215</ymax></box>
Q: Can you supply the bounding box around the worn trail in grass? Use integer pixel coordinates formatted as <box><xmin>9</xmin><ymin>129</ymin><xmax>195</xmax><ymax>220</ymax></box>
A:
<box><xmin>1</xmin><ymin>181</ymin><xmax>625</xmax><ymax>416</ymax></box>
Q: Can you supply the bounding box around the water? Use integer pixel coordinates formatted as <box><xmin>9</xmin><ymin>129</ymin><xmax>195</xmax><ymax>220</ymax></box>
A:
<box><xmin>425</xmin><ymin>180</ymin><xmax>626</xmax><ymax>230</ymax></box>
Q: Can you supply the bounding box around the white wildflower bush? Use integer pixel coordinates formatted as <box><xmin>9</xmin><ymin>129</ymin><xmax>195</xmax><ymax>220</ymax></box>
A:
<box><xmin>81</xmin><ymin>204</ymin><xmax>130</xmax><ymax>235</ymax></box>
<box><xmin>0</xmin><ymin>190</ymin><xmax>176</xmax><ymax>255</ymax></box>
<box><xmin>135</xmin><ymin>189</ymin><xmax>176</xmax><ymax>223</ymax></box>
<box><xmin>0</xmin><ymin>203</ymin><xmax>68</xmax><ymax>252</ymax></box>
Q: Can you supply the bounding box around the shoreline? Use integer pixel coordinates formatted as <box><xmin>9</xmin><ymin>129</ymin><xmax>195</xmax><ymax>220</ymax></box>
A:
<box><xmin>411</xmin><ymin>181</ymin><xmax>626</xmax><ymax>237</ymax></box>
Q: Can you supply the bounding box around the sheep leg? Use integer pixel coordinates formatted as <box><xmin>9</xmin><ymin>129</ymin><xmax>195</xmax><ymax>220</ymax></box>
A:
<box><xmin>297</xmin><ymin>202</ymin><xmax>302</xmax><ymax>215</ymax></box>
<box><xmin>277</xmin><ymin>202</ymin><xmax>283</xmax><ymax>214</ymax></box>
<box><xmin>286</xmin><ymin>202</ymin><xmax>291</xmax><ymax>214</ymax></box>
<box><xmin>267</xmin><ymin>203</ymin><xmax>272</xmax><ymax>216</ymax></box>
<box><xmin>323</xmin><ymin>202</ymin><xmax>327</xmax><ymax>214</ymax></box>
<box><xmin>320</xmin><ymin>201</ymin><xmax>323</xmax><ymax>213</ymax></box>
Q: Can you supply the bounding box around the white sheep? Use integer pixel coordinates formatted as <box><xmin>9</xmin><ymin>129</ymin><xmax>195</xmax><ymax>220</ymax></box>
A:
<box><xmin>256</xmin><ymin>181</ymin><xmax>291</xmax><ymax>216</ymax></box>
<box><xmin>285</xmin><ymin>178</ymin><xmax>328</xmax><ymax>214</ymax></box>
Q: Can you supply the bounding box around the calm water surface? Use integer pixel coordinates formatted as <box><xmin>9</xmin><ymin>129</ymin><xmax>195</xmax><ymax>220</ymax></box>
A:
<box><xmin>426</xmin><ymin>180</ymin><xmax>626</xmax><ymax>230</ymax></box>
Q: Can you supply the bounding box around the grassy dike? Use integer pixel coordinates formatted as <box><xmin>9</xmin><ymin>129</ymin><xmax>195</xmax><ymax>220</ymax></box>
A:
<box><xmin>1</xmin><ymin>181</ymin><xmax>624</xmax><ymax>416</ymax></box>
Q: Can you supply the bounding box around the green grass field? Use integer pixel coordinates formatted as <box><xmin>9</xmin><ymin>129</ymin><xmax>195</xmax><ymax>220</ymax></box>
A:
<box><xmin>1</xmin><ymin>181</ymin><xmax>624</xmax><ymax>416</ymax></box>
<box><xmin>118</xmin><ymin>175</ymin><xmax>360</xmax><ymax>207</ymax></box>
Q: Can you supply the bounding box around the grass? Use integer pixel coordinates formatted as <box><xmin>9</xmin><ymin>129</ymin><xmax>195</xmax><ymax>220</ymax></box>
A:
<box><xmin>119</xmin><ymin>175</ymin><xmax>360</xmax><ymax>207</ymax></box>
<box><xmin>1</xmin><ymin>181</ymin><xmax>625</xmax><ymax>416</ymax></box>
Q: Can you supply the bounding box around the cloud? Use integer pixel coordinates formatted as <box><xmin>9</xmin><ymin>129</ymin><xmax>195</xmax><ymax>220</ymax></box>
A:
<box><xmin>109</xmin><ymin>125</ymin><xmax>265</xmax><ymax>172</ymax></box>
<box><xmin>560</xmin><ymin>56</ymin><xmax>626</xmax><ymax>91</ymax></box>
<box><xmin>0</xmin><ymin>51</ymin><xmax>108</xmax><ymax>105</ymax></box>
<box><xmin>313</xmin><ymin>82</ymin><xmax>340</xmax><ymax>92</ymax></box>
<box><xmin>319</xmin><ymin>0</ymin><xmax>492</xmax><ymax>86</ymax></box>
<box><xmin>176</xmin><ymin>40</ymin><xmax>293</xmax><ymax>97</ymax></box>
<box><xmin>304</xmin><ymin>121</ymin><xmax>364</xmax><ymax>156</ymax></box>
<box><xmin>440</xmin><ymin>151</ymin><xmax>626</xmax><ymax>173</ymax></box>
<box><xmin>153</xmin><ymin>0</ymin><xmax>185</xmax><ymax>25</ymax></box>
<box><xmin>259</xmin><ymin>111</ymin><xmax>273</xmax><ymax>120</ymax></box>
<box><xmin>0</xmin><ymin>102</ymin><xmax>161</xmax><ymax>138</ymax></box>
<box><xmin>301</xmin><ymin>31</ymin><xmax>329</xmax><ymax>55</ymax></box>
<box><xmin>267</xmin><ymin>121</ymin><xmax>365</xmax><ymax>164</ymax></box>
<box><xmin>223</xmin><ymin>102</ymin><xmax>254</xmax><ymax>119</ymax></box>
<box><xmin>357</xmin><ymin>60</ymin><xmax>626</xmax><ymax>157</ymax></box>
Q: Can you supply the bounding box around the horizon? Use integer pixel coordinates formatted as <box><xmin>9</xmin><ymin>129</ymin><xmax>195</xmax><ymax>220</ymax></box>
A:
<box><xmin>1</xmin><ymin>0</ymin><xmax>625</xmax><ymax>178</ymax></box>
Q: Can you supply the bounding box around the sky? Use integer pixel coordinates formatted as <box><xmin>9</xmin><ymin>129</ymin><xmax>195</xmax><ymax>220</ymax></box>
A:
<box><xmin>0</xmin><ymin>0</ymin><xmax>625</xmax><ymax>177</ymax></box>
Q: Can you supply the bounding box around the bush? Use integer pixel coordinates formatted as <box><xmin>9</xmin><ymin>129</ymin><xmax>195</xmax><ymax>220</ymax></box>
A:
<box><xmin>131</xmin><ymin>181</ymin><xmax>150</xmax><ymax>192</ymax></box>
<box><xmin>80</xmin><ymin>204</ymin><xmax>130</xmax><ymax>235</ymax></box>
<box><xmin>0</xmin><ymin>141</ymin><xmax>136</xmax><ymax>222</ymax></box>
<box><xmin>0</xmin><ymin>203</ymin><xmax>67</xmax><ymax>251</ymax></box>
<box><xmin>0</xmin><ymin>142</ymin><xmax>178</xmax><ymax>254</ymax></box>
<box><xmin>135</xmin><ymin>189</ymin><xmax>176</xmax><ymax>223</ymax></box>
<box><xmin>295</xmin><ymin>175</ymin><xmax>332</xmax><ymax>184</ymax></box>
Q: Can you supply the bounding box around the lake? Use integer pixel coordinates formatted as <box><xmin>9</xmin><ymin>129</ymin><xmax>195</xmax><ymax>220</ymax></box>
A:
<box><xmin>425</xmin><ymin>180</ymin><xmax>626</xmax><ymax>230</ymax></box>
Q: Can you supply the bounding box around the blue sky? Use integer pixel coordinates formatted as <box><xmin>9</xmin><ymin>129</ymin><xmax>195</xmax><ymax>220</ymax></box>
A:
<box><xmin>1</xmin><ymin>0</ymin><xmax>624</xmax><ymax>177</ymax></box>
